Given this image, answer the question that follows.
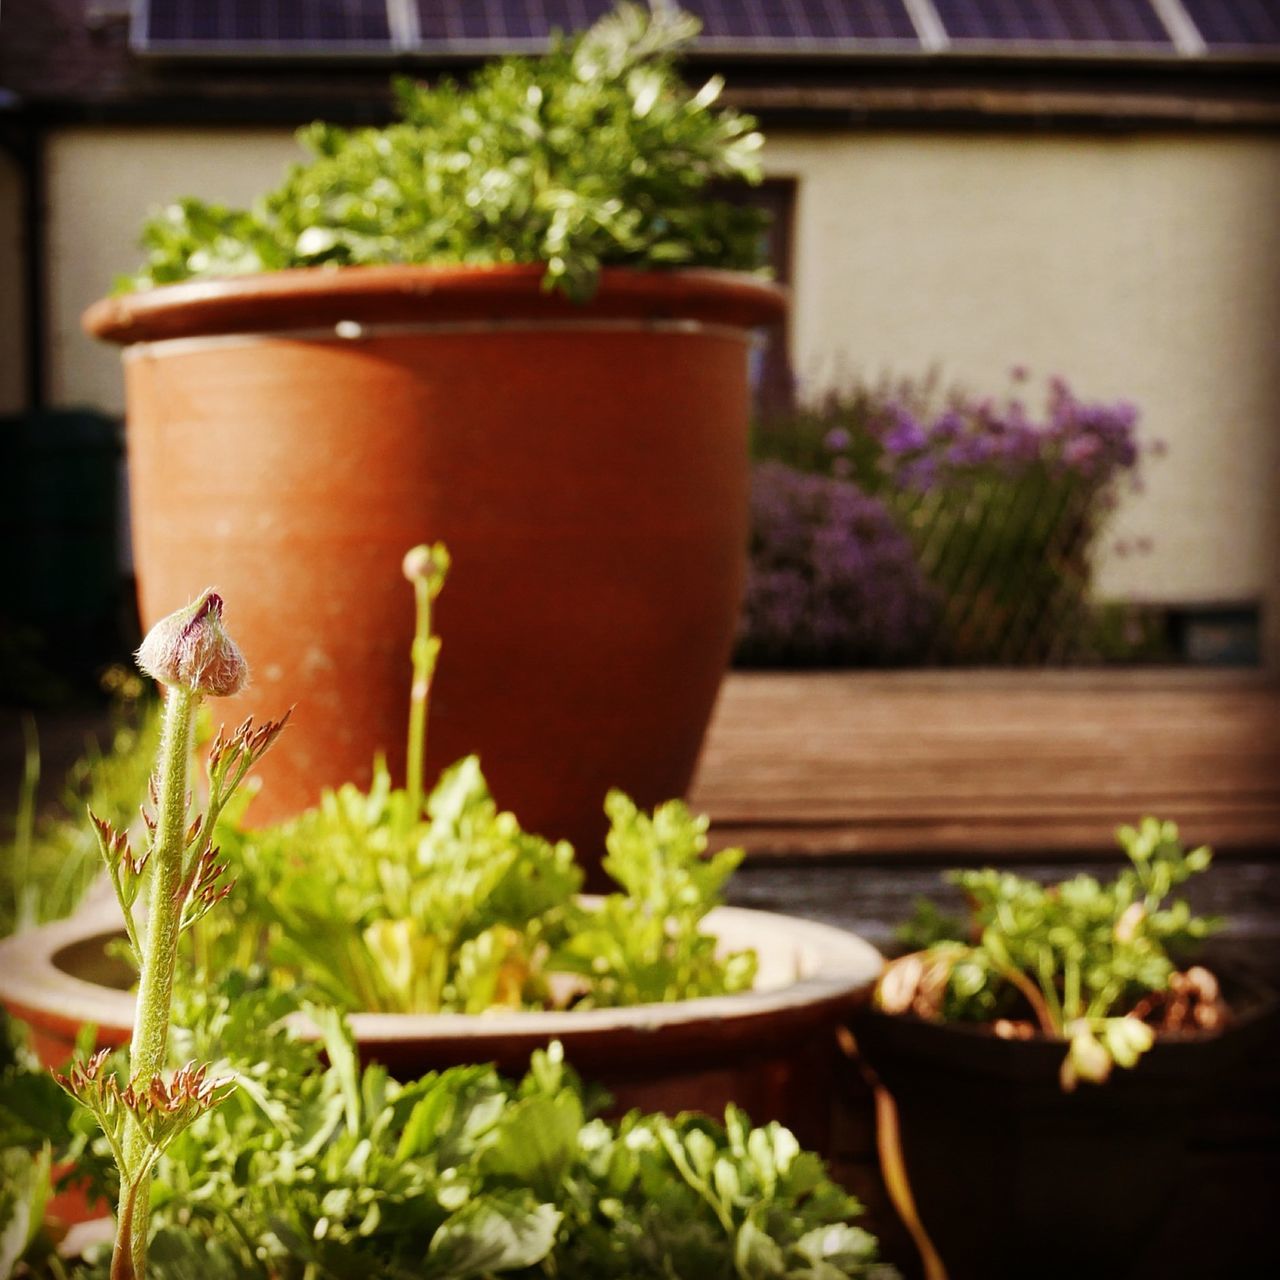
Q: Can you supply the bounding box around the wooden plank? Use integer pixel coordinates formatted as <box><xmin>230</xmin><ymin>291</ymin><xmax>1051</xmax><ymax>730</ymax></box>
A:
<box><xmin>690</xmin><ymin>671</ymin><xmax>1280</xmax><ymax>860</ymax></box>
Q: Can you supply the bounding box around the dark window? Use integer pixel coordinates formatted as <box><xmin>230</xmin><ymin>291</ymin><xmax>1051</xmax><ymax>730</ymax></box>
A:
<box><xmin>711</xmin><ymin>178</ymin><xmax>796</xmax><ymax>414</ymax></box>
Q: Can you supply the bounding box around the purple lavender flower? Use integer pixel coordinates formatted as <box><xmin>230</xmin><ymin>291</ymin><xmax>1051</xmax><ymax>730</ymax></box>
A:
<box><xmin>738</xmin><ymin>462</ymin><xmax>939</xmax><ymax>666</ymax></box>
<box><xmin>899</xmin><ymin>456</ymin><xmax>939</xmax><ymax>492</ymax></box>
<box><xmin>747</xmin><ymin>370</ymin><xmax>1155</xmax><ymax>665</ymax></box>
<box><xmin>929</xmin><ymin>410</ymin><xmax>964</xmax><ymax>445</ymax></box>
<box><xmin>1062</xmin><ymin>433</ymin><xmax>1102</xmax><ymax>473</ymax></box>
<box><xmin>946</xmin><ymin>435</ymin><xmax>995</xmax><ymax>468</ymax></box>
<box><xmin>884</xmin><ymin>409</ymin><xmax>928</xmax><ymax>456</ymax></box>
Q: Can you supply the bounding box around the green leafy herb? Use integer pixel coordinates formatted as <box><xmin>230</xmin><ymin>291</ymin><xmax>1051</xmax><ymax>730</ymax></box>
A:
<box><xmin>1</xmin><ymin>985</ymin><xmax>896</xmax><ymax>1279</ymax></box>
<box><xmin>125</xmin><ymin>4</ymin><xmax>767</xmax><ymax>301</ymax></box>
<box><xmin>555</xmin><ymin>791</ymin><xmax>756</xmax><ymax>1006</ymax></box>
<box><xmin>193</xmin><ymin>759</ymin><xmax>755</xmax><ymax>1015</ymax></box>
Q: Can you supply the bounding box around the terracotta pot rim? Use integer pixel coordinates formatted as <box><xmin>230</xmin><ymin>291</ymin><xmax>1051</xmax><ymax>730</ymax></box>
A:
<box><xmin>83</xmin><ymin>263</ymin><xmax>789</xmax><ymax>347</ymax></box>
<box><xmin>0</xmin><ymin>895</ymin><xmax>882</xmax><ymax>1050</ymax></box>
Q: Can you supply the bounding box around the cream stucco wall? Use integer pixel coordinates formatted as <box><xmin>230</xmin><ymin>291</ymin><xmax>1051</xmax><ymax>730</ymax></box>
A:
<box><xmin>46</xmin><ymin>127</ymin><xmax>304</xmax><ymax>413</ymax></box>
<box><xmin>0</xmin><ymin>147</ymin><xmax>27</xmax><ymax>414</ymax></box>
<box><xmin>41</xmin><ymin>124</ymin><xmax>1280</xmax><ymax>643</ymax></box>
<box><xmin>763</xmin><ymin>130</ymin><xmax>1280</xmax><ymax>618</ymax></box>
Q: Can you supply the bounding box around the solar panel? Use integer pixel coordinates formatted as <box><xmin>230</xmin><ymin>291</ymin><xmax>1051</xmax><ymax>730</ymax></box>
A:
<box><xmin>415</xmin><ymin>1</ymin><xmax>620</xmax><ymax>45</ymax></box>
<box><xmin>131</xmin><ymin>0</ymin><xmax>1280</xmax><ymax>60</ymax></box>
<box><xmin>932</xmin><ymin>0</ymin><xmax>1172</xmax><ymax>47</ymax></box>
<box><xmin>138</xmin><ymin>0</ymin><xmax>392</xmax><ymax>51</ymax></box>
<box><xmin>411</xmin><ymin>1</ymin><xmax>919</xmax><ymax>49</ymax></box>
<box><xmin>681</xmin><ymin>0</ymin><xmax>919</xmax><ymax>45</ymax></box>
<box><xmin>1179</xmin><ymin>0</ymin><xmax>1280</xmax><ymax>49</ymax></box>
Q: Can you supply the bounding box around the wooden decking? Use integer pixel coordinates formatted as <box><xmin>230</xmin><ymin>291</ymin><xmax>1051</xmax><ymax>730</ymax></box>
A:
<box><xmin>691</xmin><ymin>669</ymin><xmax>1280</xmax><ymax>861</ymax></box>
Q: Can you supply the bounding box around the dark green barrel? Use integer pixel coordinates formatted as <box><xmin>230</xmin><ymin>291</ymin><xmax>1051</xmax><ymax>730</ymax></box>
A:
<box><xmin>0</xmin><ymin>408</ymin><xmax>124</xmax><ymax>700</ymax></box>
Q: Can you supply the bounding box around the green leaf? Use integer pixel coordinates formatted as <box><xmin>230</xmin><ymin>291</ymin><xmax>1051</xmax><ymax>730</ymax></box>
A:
<box><xmin>794</xmin><ymin>1223</ymin><xmax>882</xmax><ymax>1268</ymax></box>
<box><xmin>424</xmin><ymin>1194</ymin><xmax>561</xmax><ymax>1277</ymax></box>
<box><xmin>147</xmin><ymin>1226</ymin><xmax>259</xmax><ymax>1280</ymax></box>
<box><xmin>309</xmin><ymin>1004</ymin><xmax>363</xmax><ymax>1134</ymax></box>
<box><xmin>0</xmin><ymin>1144</ymin><xmax>50</xmax><ymax>1277</ymax></box>
<box><xmin>735</xmin><ymin>1214</ymin><xmax>787</xmax><ymax>1278</ymax></box>
<box><xmin>481</xmin><ymin>1091</ymin><xmax>584</xmax><ymax>1198</ymax></box>
<box><xmin>0</xmin><ymin>1070</ymin><xmax>77</xmax><ymax>1151</ymax></box>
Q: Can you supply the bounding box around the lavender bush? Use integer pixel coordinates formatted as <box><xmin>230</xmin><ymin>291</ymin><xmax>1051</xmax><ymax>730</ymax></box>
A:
<box><xmin>737</xmin><ymin>462</ymin><xmax>939</xmax><ymax>666</ymax></box>
<box><xmin>745</xmin><ymin>372</ymin><xmax>1157</xmax><ymax>665</ymax></box>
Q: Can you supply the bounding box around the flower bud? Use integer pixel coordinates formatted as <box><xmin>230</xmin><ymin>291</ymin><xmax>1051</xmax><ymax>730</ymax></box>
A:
<box><xmin>136</xmin><ymin>589</ymin><xmax>248</xmax><ymax>697</ymax></box>
<box><xmin>402</xmin><ymin>541</ymin><xmax>451</xmax><ymax>599</ymax></box>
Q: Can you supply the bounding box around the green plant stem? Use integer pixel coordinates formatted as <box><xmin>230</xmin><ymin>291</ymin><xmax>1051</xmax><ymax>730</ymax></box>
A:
<box><xmin>1035</xmin><ymin>948</ymin><xmax>1065</xmax><ymax>1031</ymax></box>
<box><xmin>657</xmin><ymin>1123</ymin><xmax>736</xmax><ymax>1237</ymax></box>
<box><xmin>1086</xmin><ymin>980</ymin><xmax>1123</xmax><ymax>1022</ymax></box>
<box><xmin>405</xmin><ymin>583</ymin><xmax>433</xmax><ymax>818</ymax></box>
<box><xmin>114</xmin><ymin>684</ymin><xmax>199</xmax><ymax>1280</ymax></box>
<box><xmin>995</xmin><ymin>960</ymin><xmax>1060</xmax><ymax>1037</ymax></box>
<box><xmin>1063</xmin><ymin>955</ymin><xmax>1082</xmax><ymax>1023</ymax></box>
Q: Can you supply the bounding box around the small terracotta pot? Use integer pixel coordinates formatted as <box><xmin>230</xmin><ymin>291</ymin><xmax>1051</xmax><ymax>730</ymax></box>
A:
<box><xmin>0</xmin><ymin>897</ymin><xmax>881</xmax><ymax>1152</ymax></box>
<box><xmin>84</xmin><ymin>266</ymin><xmax>787</xmax><ymax>882</ymax></box>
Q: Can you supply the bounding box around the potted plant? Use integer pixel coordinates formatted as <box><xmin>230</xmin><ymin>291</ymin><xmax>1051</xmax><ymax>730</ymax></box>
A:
<box><xmin>0</xmin><ymin>584</ymin><xmax>893</xmax><ymax>1279</ymax></box>
<box><xmin>847</xmin><ymin>823</ymin><xmax>1277</xmax><ymax>1280</ymax></box>
<box><xmin>82</xmin><ymin>3</ymin><xmax>786</xmax><ymax>876</ymax></box>
<box><xmin>1</xmin><ymin>553</ymin><xmax>882</xmax><ymax>1177</ymax></box>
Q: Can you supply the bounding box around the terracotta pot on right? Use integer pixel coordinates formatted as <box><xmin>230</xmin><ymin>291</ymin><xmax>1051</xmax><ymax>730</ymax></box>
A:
<box><xmin>850</xmin><ymin>984</ymin><xmax>1279</xmax><ymax>1280</ymax></box>
<box><xmin>84</xmin><ymin>265</ymin><xmax>787</xmax><ymax>884</ymax></box>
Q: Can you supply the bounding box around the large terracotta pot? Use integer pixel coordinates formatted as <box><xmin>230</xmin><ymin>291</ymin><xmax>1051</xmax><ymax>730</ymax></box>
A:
<box><xmin>0</xmin><ymin>896</ymin><xmax>881</xmax><ymax>1153</ymax></box>
<box><xmin>84</xmin><ymin>266</ymin><xmax>786</xmax><ymax>879</ymax></box>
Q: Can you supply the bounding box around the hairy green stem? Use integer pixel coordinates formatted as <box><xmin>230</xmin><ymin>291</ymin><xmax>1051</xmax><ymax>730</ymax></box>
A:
<box><xmin>1086</xmin><ymin>980</ymin><xmax>1123</xmax><ymax>1022</ymax></box>
<box><xmin>114</xmin><ymin>685</ymin><xmax>199</xmax><ymax>1280</ymax></box>
<box><xmin>109</xmin><ymin>1176</ymin><xmax>143</xmax><ymax>1280</ymax></box>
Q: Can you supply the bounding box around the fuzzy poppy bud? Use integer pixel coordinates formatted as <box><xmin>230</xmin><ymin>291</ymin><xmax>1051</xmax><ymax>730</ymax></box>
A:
<box><xmin>136</xmin><ymin>589</ymin><xmax>248</xmax><ymax>697</ymax></box>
